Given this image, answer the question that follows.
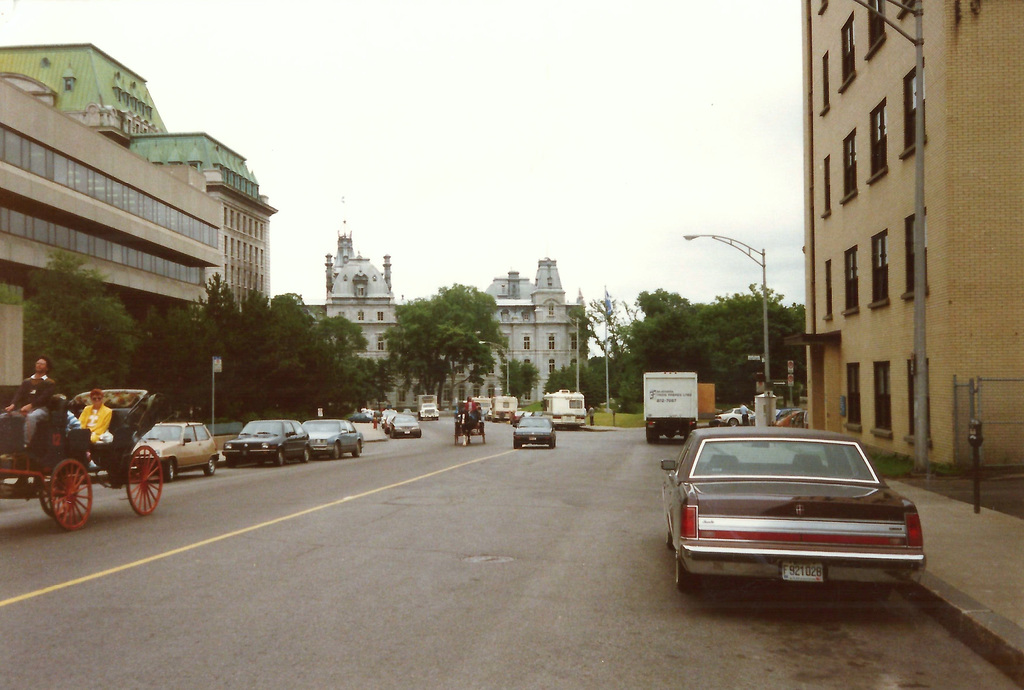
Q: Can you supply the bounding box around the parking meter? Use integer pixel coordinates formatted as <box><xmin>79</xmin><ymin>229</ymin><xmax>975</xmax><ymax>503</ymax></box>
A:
<box><xmin>968</xmin><ymin>419</ymin><xmax>983</xmax><ymax>513</ymax></box>
<box><xmin>968</xmin><ymin>419</ymin><xmax>983</xmax><ymax>448</ymax></box>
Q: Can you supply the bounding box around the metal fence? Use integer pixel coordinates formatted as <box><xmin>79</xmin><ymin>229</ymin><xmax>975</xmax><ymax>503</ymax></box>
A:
<box><xmin>952</xmin><ymin>376</ymin><xmax>1024</xmax><ymax>469</ymax></box>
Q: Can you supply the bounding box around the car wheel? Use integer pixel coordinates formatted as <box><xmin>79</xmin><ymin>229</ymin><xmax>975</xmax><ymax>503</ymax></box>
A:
<box><xmin>352</xmin><ymin>440</ymin><xmax>361</xmax><ymax>458</ymax></box>
<box><xmin>675</xmin><ymin>552</ymin><xmax>701</xmax><ymax>593</ymax></box>
<box><xmin>203</xmin><ymin>455</ymin><xmax>217</xmax><ymax>476</ymax></box>
<box><xmin>331</xmin><ymin>441</ymin><xmax>341</xmax><ymax>460</ymax></box>
<box><xmin>666</xmin><ymin>528</ymin><xmax>674</xmax><ymax>550</ymax></box>
<box><xmin>163</xmin><ymin>458</ymin><xmax>177</xmax><ymax>482</ymax></box>
<box><xmin>225</xmin><ymin>457</ymin><xmax>237</xmax><ymax>469</ymax></box>
<box><xmin>513</xmin><ymin>440</ymin><xmax>521</xmax><ymax>449</ymax></box>
<box><xmin>300</xmin><ymin>446</ymin><xmax>311</xmax><ymax>464</ymax></box>
<box><xmin>275</xmin><ymin>448</ymin><xmax>286</xmax><ymax>467</ymax></box>
<box><xmin>549</xmin><ymin>438</ymin><xmax>555</xmax><ymax>449</ymax></box>
<box><xmin>727</xmin><ymin>418</ymin><xmax>739</xmax><ymax>427</ymax></box>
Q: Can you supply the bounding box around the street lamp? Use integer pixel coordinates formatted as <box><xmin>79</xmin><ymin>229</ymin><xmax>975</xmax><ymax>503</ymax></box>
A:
<box><xmin>684</xmin><ymin>234</ymin><xmax>771</xmax><ymax>409</ymax></box>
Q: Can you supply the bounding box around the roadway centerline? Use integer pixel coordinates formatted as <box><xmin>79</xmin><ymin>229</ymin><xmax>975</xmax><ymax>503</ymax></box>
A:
<box><xmin>0</xmin><ymin>449</ymin><xmax>514</xmax><ymax>609</ymax></box>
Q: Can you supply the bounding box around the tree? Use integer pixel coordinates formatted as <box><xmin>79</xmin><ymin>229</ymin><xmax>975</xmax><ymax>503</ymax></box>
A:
<box><xmin>24</xmin><ymin>251</ymin><xmax>138</xmax><ymax>395</ymax></box>
<box><xmin>386</xmin><ymin>284</ymin><xmax>503</xmax><ymax>402</ymax></box>
<box><xmin>502</xmin><ymin>359</ymin><xmax>540</xmax><ymax>401</ymax></box>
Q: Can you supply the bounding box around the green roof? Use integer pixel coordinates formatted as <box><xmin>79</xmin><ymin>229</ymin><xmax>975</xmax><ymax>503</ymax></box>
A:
<box><xmin>0</xmin><ymin>43</ymin><xmax>167</xmax><ymax>131</ymax></box>
<box><xmin>131</xmin><ymin>133</ymin><xmax>261</xmax><ymax>198</ymax></box>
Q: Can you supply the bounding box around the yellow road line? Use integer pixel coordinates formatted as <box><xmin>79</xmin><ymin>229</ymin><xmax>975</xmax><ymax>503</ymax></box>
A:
<box><xmin>1</xmin><ymin>449</ymin><xmax>513</xmax><ymax>609</ymax></box>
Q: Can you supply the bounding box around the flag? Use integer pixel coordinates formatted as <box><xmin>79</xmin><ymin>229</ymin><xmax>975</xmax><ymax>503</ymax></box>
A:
<box><xmin>604</xmin><ymin>288</ymin><xmax>612</xmax><ymax>317</ymax></box>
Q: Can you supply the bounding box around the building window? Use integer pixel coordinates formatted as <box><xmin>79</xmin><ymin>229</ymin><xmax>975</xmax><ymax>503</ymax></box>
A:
<box><xmin>548</xmin><ymin>304</ymin><xmax>555</xmax><ymax>317</ymax></box>
<box><xmin>356</xmin><ymin>286</ymin><xmax>366</xmax><ymax>297</ymax></box>
<box><xmin>548</xmin><ymin>334</ymin><xmax>555</xmax><ymax>350</ymax></box>
<box><xmin>867</xmin><ymin>0</ymin><xmax>885</xmax><ymax>48</ymax></box>
<box><xmin>821</xmin><ymin>52</ymin><xmax>830</xmax><ymax>112</ymax></box>
<box><xmin>847</xmin><ymin>363</ymin><xmax>861</xmax><ymax>425</ymax></box>
<box><xmin>871</xmin><ymin>230</ymin><xmax>888</xmax><ymax>303</ymax></box>
<box><xmin>874</xmin><ymin>361</ymin><xmax>891</xmax><ymax>430</ymax></box>
<box><xmin>377</xmin><ymin>311</ymin><xmax>384</xmax><ymax>321</ymax></box>
<box><xmin>904</xmin><ymin>68</ymin><xmax>918</xmax><ymax>150</ymax></box>
<box><xmin>844</xmin><ymin>246</ymin><xmax>859</xmax><ymax>311</ymax></box>
<box><xmin>842</xmin><ymin>130</ymin><xmax>857</xmax><ymax>199</ymax></box>
<box><xmin>357</xmin><ymin>310</ymin><xmax>364</xmax><ymax>321</ymax></box>
<box><xmin>523</xmin><ymin>335</ymin><xmax>531</xmax><ymax>350</ymax></box>
<box><xmin>841</xmin><ymin>14</ymin><xmax>856</xmax><ymax>84</ymax></box>
<box><xmin>548</xmin><ymin>359</ymin><xmax>555</xmax><ymax>373</ymax></box>
<box><xmin>570</xmin><ymin>334</ymin><xmax>578</xmax><ymax>351</ymax></box>
<box><xmin>825</xmin><ymin>259</ymin><xmax>833</xmax><ymax>317</ymax></box>
<box><xmin>823</xmin><ymin>155</ymin><xmax>832</xmax><ymax>213</ymax></box>
<box><xmin>63</xmin><ymin>76</ymin><xmax>76</xmax><ymax>92</ymax></box>
<box><xmin>870</xmin><ymin>100</ymin><xmax>887</xmax><ymax>177</ymax></box>
<box><xmin>376</xmin><ymin>335</ymin><xmax>385</xmax><ymax>351</ymax></box>
<box><xmin>501</xmin><ymin>309</ymin><xmax>509</xmax><ymax>322</ymax></box>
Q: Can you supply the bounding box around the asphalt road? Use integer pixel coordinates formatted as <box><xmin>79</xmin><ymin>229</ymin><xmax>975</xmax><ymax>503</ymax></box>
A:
<box><xmin>0</xmin><ymin>422</ymin><xmax>1016</xmax><ymax>689</ymax></box>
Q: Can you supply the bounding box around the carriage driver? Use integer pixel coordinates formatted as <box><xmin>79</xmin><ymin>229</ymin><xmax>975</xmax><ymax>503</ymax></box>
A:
<box><xmin>1</xmin><ymin>356</ymin><xmax>56</xmax><ymax>447</ymax></box>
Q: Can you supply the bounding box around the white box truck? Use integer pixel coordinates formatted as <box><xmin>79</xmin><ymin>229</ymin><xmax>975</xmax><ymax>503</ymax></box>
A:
<box><xmin>643</xmin><ymin>372</ymin><xmax>698</xmax><ymax>443</ymax></box>
<box><xmin>417</xmin><ymin>394</ymin><xmax>439</xmax><ymax>421</ymax></box>
<box><xmin>491</xmin><ymin>395</ymin><xmax>518</xmax><ymax>422</ymax></box>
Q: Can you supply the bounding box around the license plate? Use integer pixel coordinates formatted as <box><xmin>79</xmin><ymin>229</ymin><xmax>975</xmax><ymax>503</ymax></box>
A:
<box><xmin>781</xmin><ymin>561</ymin><xmax>824</xmax><ymax>582</ymax></box>
<box><xmin>528</xmin><ymin>436</ymin><xmax>538</xmax><ymax>441</ymax></box>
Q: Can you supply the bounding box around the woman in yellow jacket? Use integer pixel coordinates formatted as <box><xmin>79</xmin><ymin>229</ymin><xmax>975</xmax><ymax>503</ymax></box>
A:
<box><xmin>79</xmin><ymin>388</ymin><xmax>113</xmax><ymax>443</ymax></box>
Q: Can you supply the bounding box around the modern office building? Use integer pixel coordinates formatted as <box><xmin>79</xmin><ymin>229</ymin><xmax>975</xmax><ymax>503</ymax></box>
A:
<box><xmin>0</xmin><ymin>43</ymin><xmax>272</xmax><ymax>305</ymax></box>
<box><xmin>0</xmin><ymin>74</ymin><xmax>221</xmax><ymax>312</ymax></box>
<box><xmin>798</xmin><ymin>2</ymin><xmax>1023</xmax><ymax>467</ymax></box>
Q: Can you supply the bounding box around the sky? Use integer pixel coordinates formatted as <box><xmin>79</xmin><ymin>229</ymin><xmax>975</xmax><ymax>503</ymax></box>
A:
<box><xmin>0</xmin><ymin>0</ymin><xmax>808</xmax><ymax>315</ymax></box>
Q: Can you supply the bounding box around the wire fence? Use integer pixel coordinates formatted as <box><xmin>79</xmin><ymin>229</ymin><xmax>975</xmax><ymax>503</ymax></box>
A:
<box><xmin>953</xmin><ymin>376</ymin><xmax>1023</xmax><ymax>469</ymax></box>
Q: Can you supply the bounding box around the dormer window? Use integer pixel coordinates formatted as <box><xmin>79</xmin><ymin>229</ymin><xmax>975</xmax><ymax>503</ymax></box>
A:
<box><xmin>63</xmin><ymin>75</ymin><xmax>76</xmax><ymax>92</ymax></box>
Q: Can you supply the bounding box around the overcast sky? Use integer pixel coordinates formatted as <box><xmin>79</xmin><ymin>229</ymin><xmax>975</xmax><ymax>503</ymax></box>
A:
<box><xmin>1</xmin><ymin>0</ymin><xmax>807</xmax><ymax>314</ymax></box>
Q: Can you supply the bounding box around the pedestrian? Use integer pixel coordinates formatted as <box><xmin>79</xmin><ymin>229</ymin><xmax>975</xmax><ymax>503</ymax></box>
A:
<box><xmin>1</xmin><ymin>355</ymin><xmax>56</xmax><ymax>447</ymax></box>
<box><xmin>739</xmin><ymin>403</ymin><xmax>751</xmax><ymax>426</ymax></box>
<box><xmin>588</xmin><ymin>406</ymin><xmax>595</xmax><ymax>426</ymax></box>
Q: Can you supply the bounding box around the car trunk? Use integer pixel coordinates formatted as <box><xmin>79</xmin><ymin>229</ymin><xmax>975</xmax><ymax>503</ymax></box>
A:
<box><xmin>692</xmin><ymin>480</ymin><xmax>913</xmax><ymax>523</ymax></box>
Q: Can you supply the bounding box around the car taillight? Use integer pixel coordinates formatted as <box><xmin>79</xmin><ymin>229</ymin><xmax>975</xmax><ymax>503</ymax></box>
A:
<box><xmin>905</xmin><ymin>512</ymin><xmax>923</xmax><ymax>547</ymax></box>
<box><xmin>682</xmin><ymin>505</ymin><xmax>698</xmax><ymax>539</ymax></box>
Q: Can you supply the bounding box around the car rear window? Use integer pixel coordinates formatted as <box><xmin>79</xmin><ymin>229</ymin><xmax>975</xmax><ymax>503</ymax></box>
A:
<box><xmin>691</xmin><ymin>439</ymin><xmax>878</xmax><ymax>483</ymax></box>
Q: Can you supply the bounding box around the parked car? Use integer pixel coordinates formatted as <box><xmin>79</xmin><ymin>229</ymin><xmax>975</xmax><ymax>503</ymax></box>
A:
<box><xmin>777</xmin><ymin>409</ymin><xmax>807</xmax><ymax>428</ymax></box>
<box><xmin>134</xmin><ymin>422</ymin><xmax>219</xmax><ymax>481</ymax></box>
<box><xmin>712</xmin><ymin>407</ymin><xmax>753</xmax><ymax>427</ymax></box>
<box><xmin>512</xmin><ymin>415</ymin><xmax>556</xmax><ymax>449</ymax></box>
<box><xmin>389</xmin><ymin>414</ymin><xmax>422</xmax><ymax>438</ymax></box>
<box><xmin>347</xmin><ymin>412</ymin><xmax>374</xmax><ymax>424</ymax></box>
<box><xmin>222</xmin><ymin>419</ymin><xmax>310</xmax><ymax>467</ymax></box>
<box><xmin>660</xmin><ymin>427</ymin><xmax>925</xmax><ymax>596</ymax></box>
<box><xmin>303</xmin><ymin>419</ymin><xmax>363</xmax><ymax>458</ymax></box>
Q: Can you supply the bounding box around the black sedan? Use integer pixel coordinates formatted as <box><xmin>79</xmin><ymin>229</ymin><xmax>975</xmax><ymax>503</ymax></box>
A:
<box><xmin>660</xmin><ymin>427</ymin><xmax>925</xmax><ymax>594</ymax></box>
<box><xmin>222</xmin><ymin>419</ymin><xmax>311</xmax><ymax>467</ymax></box>
<box><xmin>512</xmin><ymin>416</ymin><xmax>556</xmax><ymax>449</ymax></box>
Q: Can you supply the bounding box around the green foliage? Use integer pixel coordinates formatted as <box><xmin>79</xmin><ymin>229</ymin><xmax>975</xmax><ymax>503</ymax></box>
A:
<box><xmin>504</xmin><ymin>359</ymin><xmax>540</xmax><ymax>400</ymax></box>
<box><xmin>616</xmin><ymin>286</ymin><xmax>806</xmax><ymax>409</ymax></box>
<box><xmin>23</xmin><ymin>252</ymin><xmax>137</xmax><ymax>395</ymax></box>
<box><xmin>0</xmin><ymin>283</ymin><xmax>23</xmax><ymax>305</ymax></box>
<box><xmin>387</xmin><ymin>284</ymin><xmax>503</xmax><ymax>400</ymax></box>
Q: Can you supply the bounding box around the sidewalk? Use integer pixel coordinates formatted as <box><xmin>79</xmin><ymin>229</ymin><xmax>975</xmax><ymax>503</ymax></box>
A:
<box><xmin>888</xmin><ymin>478</ymin><xmax>1024</xmax><ymax>686</ymax></box>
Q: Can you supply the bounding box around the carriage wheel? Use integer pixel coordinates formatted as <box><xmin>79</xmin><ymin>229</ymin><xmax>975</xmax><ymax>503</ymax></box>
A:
<box><xmin>49</xmin><ymin>459</ymin><xmax>92</xmax><ymax>531</ymax></box>
<box><xmin>126</xmin><ymin>445</ymin><xmax>163</xmax><ymax>516</ymax></box>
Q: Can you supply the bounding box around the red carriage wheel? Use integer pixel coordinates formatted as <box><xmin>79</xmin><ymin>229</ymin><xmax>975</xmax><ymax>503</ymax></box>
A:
<box><xmin>49</xmin><ymin>459</ymin><xmax>92</xmax><ymax>531</ymax></box>
<box><xmin>127</xmin><ymin>445</ymin><xmax>163</xmax><ymax>516</ymax></box>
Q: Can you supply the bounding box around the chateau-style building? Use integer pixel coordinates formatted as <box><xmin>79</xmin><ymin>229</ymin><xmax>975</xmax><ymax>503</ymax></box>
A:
<box><xmin>319</xmin><ymin>232</ymin><xmax>581</xmax><ymax>410</ymax></box>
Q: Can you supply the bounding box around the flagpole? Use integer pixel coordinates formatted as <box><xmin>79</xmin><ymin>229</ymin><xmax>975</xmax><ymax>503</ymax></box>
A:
<box><xmin>604</xmin><ymin>287</ymin><xmax>610</xmax><ymax>414</ymax></box>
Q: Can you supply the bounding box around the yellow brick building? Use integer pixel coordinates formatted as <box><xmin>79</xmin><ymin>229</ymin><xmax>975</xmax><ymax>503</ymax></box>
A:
<box><xmin>798</xmin><ymin>1</ymin><xmax>1024</xmax><ymax>467</ymax></box>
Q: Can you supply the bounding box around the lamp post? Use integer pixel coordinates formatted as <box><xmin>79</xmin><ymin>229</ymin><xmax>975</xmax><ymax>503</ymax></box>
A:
<box><xmin>684</xmin><ymin>234</ymin><xmax>771</xmax><ymax>405</ymax></box>
<box><xmin>842</xmin><ymin>0</ymin><xmax>927</xmax><ymax>472</ymax></box>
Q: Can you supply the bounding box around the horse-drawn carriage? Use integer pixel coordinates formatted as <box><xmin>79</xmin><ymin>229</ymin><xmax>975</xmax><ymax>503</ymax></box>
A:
<box><xmin>0</xmin><ymin>389</ymin><xmax>165</xmax><ymax>531</ymax></box>
<box><xmin>453</xmin><ymin>402</ymin><xmax>486</xmax><ymax>446</ymax></box>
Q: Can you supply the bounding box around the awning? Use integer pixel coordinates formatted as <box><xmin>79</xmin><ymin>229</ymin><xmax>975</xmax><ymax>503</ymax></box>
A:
<box><xmin>784</xmin><ymin>330</ymin><xmax>842</xmax><ymax>346</ymax></box>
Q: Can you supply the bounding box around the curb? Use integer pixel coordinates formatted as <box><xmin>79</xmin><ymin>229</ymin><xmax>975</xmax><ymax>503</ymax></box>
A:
<box><xmin>905</xmin><ymin>573</ymin><xmax>1024</xmax><ymax>687</ymax></box>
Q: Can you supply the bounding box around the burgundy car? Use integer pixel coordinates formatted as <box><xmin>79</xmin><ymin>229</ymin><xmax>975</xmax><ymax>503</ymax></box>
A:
<box><xmin>660</xmin><ymin>427</ymin><xmax>925</xmax><ymax>595</ymax></box>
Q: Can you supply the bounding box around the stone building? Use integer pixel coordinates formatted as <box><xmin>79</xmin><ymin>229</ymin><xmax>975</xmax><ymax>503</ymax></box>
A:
<box><xmin>798</xmin><ymin>3</ymin><xmax>1024</xmax><ymax>467</ymax></box>
<box><xmin>482</xmin><ymin>258</ymin><xmax>582</xmax><ymax>405</ymax></box>
<box><xmin>0</xmin><ymin>44</ymin><xmax>273</xmax><ymax>305</ymax></box>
